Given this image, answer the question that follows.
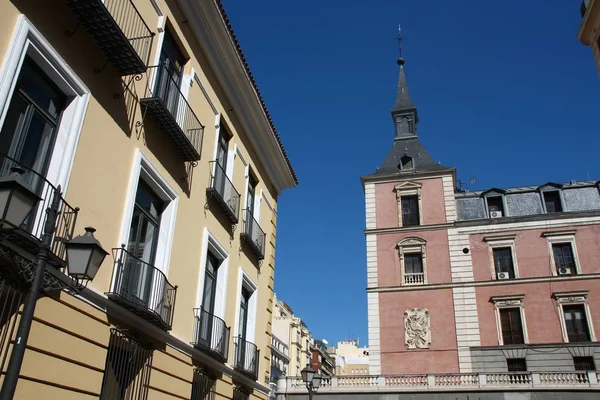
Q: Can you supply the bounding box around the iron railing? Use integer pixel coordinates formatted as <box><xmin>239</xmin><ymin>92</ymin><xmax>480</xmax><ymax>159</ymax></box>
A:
<box><xmin>192</xmin><ymin>307</ymin><xmax>230</xmax><ymax>362</ymax></box>
<box><xmin>241</xmin><ymin>209</ymin><xmax>265</xmax><ymax>260</ymax></box>
<box><xmin>191</xmin><ymin>368</ymin><xmax>215</xmax><ymax>400</ymax></box>
<box><xmin>99</xmin><ymin>328</ymin><xmax>153</xmax><ymax>400</ymax></box>
<box><xmin>568</xmin><ymin>332</ymin><xmax>591</xmax><ymax>343</ymax></box>
<box><xmin>234</xmin><ymin>336</ymin><xmax>259</xmax><ymax>380</ymax></box>
<box><xmin>0</xmin><ymin>152</ymin><xmax>78</xmax><ymax>266</ymax></box>
<box><xmin>0</xmin><ymin>280</ymin><xmax>23</xmax><ymax>376</ymax></box>
<box><xmin>108</xmin><ymin>247</ymin><xmax>177</xmax><ymax>330</ymax></box>
<box><xmin>65</xmin><ymin>0</ymin><xmax>154</xmax><ymax>75</ymax></box>
<box><xmin>207</xmin><ymin>161</ymin><xmax>240</xmax><ymax>224</ymax></box>
<box><xmin>140</xmin><ymin>63</ymin><xmax>204</xmax><ymax>162</ymax></box>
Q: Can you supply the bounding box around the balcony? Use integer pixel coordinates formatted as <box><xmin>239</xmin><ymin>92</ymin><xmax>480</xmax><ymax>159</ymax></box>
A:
<box><xmin>140</xmin><ymin>64</ymin><xmax>204</xmax><ymax>162</ymax></box>
<box><xmin>404</xmin><ymin>272</ymin><xmax>424</xmax><ymax>285</ymax></box>
<box><xmin>568</xmin><ymin>332</ymin><xmax>591</xmax><ymax>343</ymax></box>
<box><xmin>271</xmin><ymin>335</ymin><xmax>290</xmax><ymax>361</ymax></box>
<box><xmin>206</xmin><ymin>162</ymin><xmax>240</xmax><ymax>224</ymax></box>
<box><xmin>192</xmin><ymin>307</ymin><xmax>230</xmax><ymax>362</ymax></box>
<box><xmin>234</xmin><ymin>336</ymin><xmax>259</xmax><ymax>380</ymax></box>
<box><xmin>241</xmin><ymin>209</ymin><xmax>265</xmax><ymax>260</ymax></box>
<box><xmin>107</xmin><ymin>247</ymin><xmax>177</xmax><ymax>330</ymax></box>
<box><xmin>65</xmin><ymin>0</ymin><xmax>153</xmax><ymax>76</ymax></box>
<box><xmin>0</xmin><ymin>153</ymin><xmax>78</xmax><ymax>284</ymax></box>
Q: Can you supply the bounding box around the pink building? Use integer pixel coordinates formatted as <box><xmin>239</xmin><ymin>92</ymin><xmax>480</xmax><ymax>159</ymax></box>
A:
<box><xmin>362</xmin><ymin>56</ymin><xmax>600</xmax><ymax>377</ymax></box>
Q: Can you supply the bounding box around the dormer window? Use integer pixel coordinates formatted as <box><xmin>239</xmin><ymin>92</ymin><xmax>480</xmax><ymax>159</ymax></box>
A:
<box><xmin>543</xmin><ymin>191</ymin><xmax>563</xmax><ymax>213</ymax></box>
<box><xmin>399</xmin><ymin>155</ymin><xmax>414</xmax><ymax>170</ymax></box>
<box><xmin>487</xmin><ymin>196</ymin><xmax>505</xmax><ymax>218</ymax></box>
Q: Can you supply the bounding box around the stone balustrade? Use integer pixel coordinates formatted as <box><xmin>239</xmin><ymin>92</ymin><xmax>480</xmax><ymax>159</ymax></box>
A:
<box><xmin>278</xmin><ymin>371</ymin><xmax>600</xmax><ymax>394</ymax></box>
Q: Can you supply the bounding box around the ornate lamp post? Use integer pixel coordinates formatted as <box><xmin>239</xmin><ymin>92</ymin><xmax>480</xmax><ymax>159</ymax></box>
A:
<box><xmin>301</xmin><ymin>364</ymin><xmax>322</xmax><ymax>400</ymax></box>
<box><xmin>0</xmin><ymin>175</ymin><xmax>108</xmax><ymax>399</ymax></box>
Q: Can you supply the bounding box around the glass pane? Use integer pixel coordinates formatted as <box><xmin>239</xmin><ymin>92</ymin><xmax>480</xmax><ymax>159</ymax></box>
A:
<box><xmin>18</xmin><ymin>59</ymin><xmax>66</xmax><ymax>118</ymax></box>
<box><xmin>202</xmin><ymin>274</ymin><xmax>215</xmax><ymax>313</ymax></box>
<box><xmin>135</xmin><ymin>181</ymin><xmax>164</xmax><ymax>220</ymax></box>
<box><xmin>17</xmin><ymin>109</ymin><xmax>55</xmax><ymax>174</ymax></box>
<box><xmin>0</xmin><ymin>93</ymin><xmax>29</xmax><ymax>161</ymax></box>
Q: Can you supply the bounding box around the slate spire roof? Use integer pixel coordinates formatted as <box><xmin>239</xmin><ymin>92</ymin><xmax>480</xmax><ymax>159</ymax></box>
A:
<box><xmin>362</xmin><ymin>54</ymin><xmax>453</xmax><ymax>179</ymax></box>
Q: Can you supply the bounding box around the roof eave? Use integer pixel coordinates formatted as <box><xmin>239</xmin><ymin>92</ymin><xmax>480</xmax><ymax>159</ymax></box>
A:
<box><xmin>177</xmin><ymin>0</ymin><xmax>297</xmax><ymax>193</ymax></box>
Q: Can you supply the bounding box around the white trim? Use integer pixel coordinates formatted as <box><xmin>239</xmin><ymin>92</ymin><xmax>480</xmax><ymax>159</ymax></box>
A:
<box><xmin>456</xmin><ymin>216</ymin><xmax>600</xmax><ymax>235</ymax></box>
<box><xmin>0</xmin><ymin>15</ymin><xmax>90</xmax><ymax>196</ymax></box>
<box><xmin>212</xmin><ymin>113</ymin><xmax>222</xmax><ymax>162</ymax></box>
<box><xmin>149</xmin><ymin>0</ymin><xmax>166</xmax><ymax>31</ymax></box>
<box><xmin>117</xmin><ymin>149</ymin><xmax>178</xmax><ymax>276</ymax></box>
<box><xmin>484</xmin><ymin>235</ymin><xmax>520</xmax><ymax>279</ymax></box>
<box><xmin>553</xmin><ymin>291</ymin><xmax>596</xmax><ymax>343</ymax></box>
<box><xmin>196</xmin><ymin>227</ymin><xmax>229</xmax><ymax>319</ymax></box>
<box><xmin>491</xmin><ymin>295</ymin><xmax>529</xmax><ymax>345</ymax></box>
<box><xmin>233</xmin><ymin>267</ymin><xmax>258</xmax><ymax>343</ymax></box>
<box><xmin>365</xmin><ymin>183</ymin><xmax>376</xmax><ymax>230</ymax></box>
<box><xmin>544</xmin><ymin>233</ymin><xmax>581</xmax><ymax>276</ymax></box>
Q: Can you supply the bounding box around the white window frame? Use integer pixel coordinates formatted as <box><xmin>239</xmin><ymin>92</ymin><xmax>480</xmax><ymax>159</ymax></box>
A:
<box><xmin>233</xmin><ymin>268</ymin><xmax>258</xmax><ymax>343</ymax></box>
<box><xmin>117</xmin><ymin>149</ymin><xmax>178</xmax><ymax>277</ymax></box>
<box><xmin>483</xmin><ymin>190</ymin><xmax>508</xmax><ymax>218</ymax></box>
<box><xmin>0</xmin><ymin>15</ymin><xmax>90</xmax><ymax>195</ymax></box>
<box><xmin>542</xmin><ymin>230</ymin><xmax>581</xmax><ymax>276</ymax></box>
<box><xmin>484</xmin><ymin>234</ymin><xmax>519</xmax><ymax>280</ymax></box>
<box><xmin>397</xmin><ymin>237</ymin><xmax>427</xmax><ymax>285</ymax></box>
<box><xmin>394</xmin><ymin>181</ymin><xmax>423</xmax><ymax>227</ymax></box>
<box><xmin>196</xmin><ymin>227</ymin><xmax>229</xmax><ymax>319</ymax></box>
<box><xmin>491</xmin><ymin>295</ymin><xmax>529</xmax><ymax>345</ymax></box>
<box><xmin>553</xmin><ymin>291</ymin><xmax>596</xmax><ymax>343</ymax></box>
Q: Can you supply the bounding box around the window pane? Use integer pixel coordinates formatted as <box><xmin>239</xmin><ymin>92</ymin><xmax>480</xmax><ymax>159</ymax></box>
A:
<box><xmin>405</xmin><ymin>253</ymin><xmax>423</xmax><ymax>274</ymax></box>
<box><xmin>500</xmin><ymin>308</ymin><xmax>524</xmax><ymax>345</ymax></box>
<box><xmin>402</xmin><ymin>195</ymin><xmax>419</xmax><ymax>226</ymax></box>
<box><xmin>563</xmin><ymin>305</ymin><xmax>590</xmax><ymax>342</ymax></box>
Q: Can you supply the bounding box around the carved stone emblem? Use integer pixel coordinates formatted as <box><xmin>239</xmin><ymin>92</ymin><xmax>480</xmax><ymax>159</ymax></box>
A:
<box><xmin>404</xmin><ymin>308</ymin><xmax>431</xmax><ymax>349</ymax></box>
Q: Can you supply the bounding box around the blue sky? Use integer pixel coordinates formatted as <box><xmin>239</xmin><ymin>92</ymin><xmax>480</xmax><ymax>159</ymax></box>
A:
<box><xmin>223</xmin><ymin>0</ymin><xmax>600</xmax><ymax>346</ymax></box>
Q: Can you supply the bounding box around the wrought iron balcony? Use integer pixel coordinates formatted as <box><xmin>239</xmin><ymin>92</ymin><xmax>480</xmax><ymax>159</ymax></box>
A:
<box><xmin>192</xmin><ymin>307</ymin><xmax>230</xmax><ymax>362</ymax></box>
<box><xmin>0</xmin><ymin>153</ymin><xmax>78</xmax><ymax>282</ymax></box>
<box><xmin>241</xmin><ymin>209</ymin><xmax>265</xmax><ymax>260</ymax></box>
<box><xmin>65</xmin><ymin>0</ymin><xmax>154</xmax><ymax>76</ymax></box>
<box><xmin>568</xmin><ymin>332</ymin><xmax>591</xmax><ymax>343</ymax></box>
<box><xmin>234</xmin><ymin>336</ymin><xmax>259</xmax><ymax>380</ymax></box>
<box><xmin>107</xmin><ymin>247</ymin><xmax>177</xmax><ymax>330</ymax></box>
<box><xmin>140</xmin><ymin>64</ymin><xmax>204</xmax><ymax>162</ymax></box>
<box><xmin>206</xmin><ymin>162</ymin><xmax>240</xmax><ymax>224</ymax></box>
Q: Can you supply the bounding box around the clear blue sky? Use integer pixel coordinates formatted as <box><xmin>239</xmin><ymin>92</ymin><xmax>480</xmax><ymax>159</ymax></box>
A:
<box><xmin>223</xmin><ymin>0</ymin><xmax>600</xmax><ymax>346</ymax></box>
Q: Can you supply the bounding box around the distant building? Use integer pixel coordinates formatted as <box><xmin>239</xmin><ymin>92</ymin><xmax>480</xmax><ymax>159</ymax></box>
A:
<box><xmin>579</xmin><ymin>0</ymin><xmax>600</xmax><ymax>73</ymax></box>
<box><xmin>329</xmin><ymin>340</ymin><xmax>369</xmax><ymax>376</ymax></box>
<box><xmin>311</xmin><ymin>339</ymin><xmax>335</xmax><ymax>377</ymax></box>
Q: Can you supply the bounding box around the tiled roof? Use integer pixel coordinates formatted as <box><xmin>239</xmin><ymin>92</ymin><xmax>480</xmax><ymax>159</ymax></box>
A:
<box><xmin>456</xmin><ymin>180</ymin><xmax>599</xmax><ymax>197</ymax></box>
<box><xmin>215</xmin><ymin>0</ymin><xmax>298</xmax><ymax>184</ymax></box>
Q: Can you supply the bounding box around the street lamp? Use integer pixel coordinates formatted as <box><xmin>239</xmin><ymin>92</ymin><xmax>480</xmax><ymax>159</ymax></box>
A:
<box><xmin>301</xmin><ymin>364</ymin><xmax>322</xmax><ymax>400</ymax></box>
<box><xmin>0</xmin><ymin>167</ymin><xmax>42</xmax><ymax>230</ymax></box>
<box><xmin>0</xmin><ymin>183</ymin><xmax>108</xmax><ymax>400</ymax></box>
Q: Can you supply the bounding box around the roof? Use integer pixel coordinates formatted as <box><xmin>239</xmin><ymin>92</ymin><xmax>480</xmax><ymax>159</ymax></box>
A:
<box><xmin>456</xmin><ymin>180</ymin><xmax>599</xmax><ymax>197</ymax></box>
<box><xmin>215</xmin><ymin>0</ymin><xmax>298</xmax><ymax>185</ymax></box>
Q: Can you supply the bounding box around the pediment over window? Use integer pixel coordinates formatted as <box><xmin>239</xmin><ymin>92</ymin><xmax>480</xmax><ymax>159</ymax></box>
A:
<box><xmin>481</xmin><ymin>188</ymin><xmax>506</xmax><ymax>196</ymax></box>
<box><xmin>397</xmin><ymin>237</ymin><xmax>427</xmax><ymax>247</ymax></box>
<box><xmin>538</xmin><ymin>182</ymin><xmax>563</xmax><ymax>191</ymax></box>
<box><xmin>394</xmin><ymin>181</ymin><xmax>422</xmax><ymax>192</ymax></box>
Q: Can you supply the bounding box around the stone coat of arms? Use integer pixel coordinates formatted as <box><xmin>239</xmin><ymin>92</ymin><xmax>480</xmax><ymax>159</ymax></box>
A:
<box><xmin>404</xmin><ymin>308</ymin><xmax>431</xmax><ymax>349</ymax></box>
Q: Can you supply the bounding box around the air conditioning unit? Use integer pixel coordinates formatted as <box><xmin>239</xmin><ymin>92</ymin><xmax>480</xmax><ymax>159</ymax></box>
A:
<box><xmin>490</xmin><ymin>211</ymin><xmax>503</xmax><ymax>218</ymax></box>
<box><xmin>558</xmin><ymin>267</ymin><xmax>572</xmax><ymax>275</ymax></box>
<box><xmin>497</xmin><ymin>271</ymin><xmax>509</xmax><ymax>280</ymax></box>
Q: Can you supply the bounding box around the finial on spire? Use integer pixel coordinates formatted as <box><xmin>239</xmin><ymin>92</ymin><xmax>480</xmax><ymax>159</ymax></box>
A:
<box><xmin>397</xmin><ymin>24</ymin><xmax>405</xmax><ymax>66</ymax></box>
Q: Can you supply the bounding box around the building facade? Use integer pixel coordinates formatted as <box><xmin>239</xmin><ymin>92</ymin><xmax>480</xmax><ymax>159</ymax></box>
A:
<box><xmin>310</xmin><ymin>339</ymin><xmax>335</xmax><ymax>378</ymax></box>
<box><xmin>328</xmin><ymin>340</ymin><xmax>369</xmax><ymax>376</ymax></box>
<box><xmin>0</xmin><ymin>0</ymin><xmax>297</xmax><ymax>399</ymax></box>
<box><xmin>579</xmin><ymin>0</ymin><xmax>600</xmax><ymax>74</ymax></box>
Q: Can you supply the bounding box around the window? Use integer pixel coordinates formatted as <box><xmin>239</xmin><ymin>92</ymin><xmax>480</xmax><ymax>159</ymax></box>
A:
<box><xmin>233</xmin><ymin>387</ymin><xmax>249</xmax><ymax>400</ymax></box>
<box><xmin>401</xmin><ymin>195</ymin><xmax>419</xmax><ymax>226</ymax></box>
<box><xmin>397</xmin><ymin>237</ymin><xmax>427</xmax><ymax>285</ymax></box>
<box><xmin>238</xmin><ymin>286</ymin><xmax>251</xmax><ymax>341</ymax></box>
<box><xmin>247</xmin><ymin>174</ymin><xmax>258</xmax><ymax>216</ymax></box>
<box><xmin>493</xmin><ymin>247</ymin><xmax>515</xmax><ymax>279</ymax></box>
<box><xmin>191</xmin><ymin>369</ymin><xmax>215</xmax><ymax>400</ymax></box>
<box><xmin>486</xmin><ymin>196</ymin><xmax>504</xmax><ymax>216</ymax></box>
<box><xmin>215</xmin><ymin>126</ymin><xmax>230</xmax><ymax>170</ymax></box>
<box><xmin>394</xmin><ymin>181</ymin><xmax>423</xmax><ymax>227</ymax></box>
<box><xmin>0</xmin><ymin>57</ymin><xmax>66</xmax><ymax>181</ymax></box>
<box><xmin>507</xmin><ymin>358</ymin><xmax>527</xmax><ymax>372</ymax></box>
<box><xmin>399</xmin><ymin>155</ymin><xmax>413</xmax><ymax>170</ymax></box>
<box><xmin>543</xmin><ymin>191</ymin><xmax>562</xmax><ymax>213</ymax></box>
<box><xmin>155</xmin><ymin>28</ymin><xmax>186</xmax><ymax>114</ymax></box>
<box><xmin>574</xmin><ymin>356</ymin><xmax>596</xmax><ymax>371</ymax></box>
<box><xmin>100</xmin><ymin>329</ymin><xmax>153</xmax><ymax>400</ymax></box>
<box><xmin>202</xmin><ymin>252</ymin><xmax>220</xmax><ymax>315</ymax></box>
<box><xmin>563</xmin><ymin>305</ymin><xmax>591</xmax><ymax>342</ymax></box>
<box><xmin>500</xmin><ymin>308</ymin><xmax>524</xmax><ymax>345</ymax></box>
<box><xmin>553</xmin><ymin>243</ymin><xmax>576</xmax><ymax>275</ymax></box>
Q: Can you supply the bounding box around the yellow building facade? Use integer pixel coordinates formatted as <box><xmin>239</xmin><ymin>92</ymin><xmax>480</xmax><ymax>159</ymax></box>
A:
<box><xmin>0</xmin><ymin>0</ymin><xmax>296</xmax><ymax>399</ymax></box>
<box><xmin>579</xmin><ymin>0</ymin><xmax>600</xmax><ymax>73</ymax></box>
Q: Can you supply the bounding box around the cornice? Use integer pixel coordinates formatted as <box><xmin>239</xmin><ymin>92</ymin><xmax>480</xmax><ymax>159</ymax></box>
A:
<box><xmin>176</xmin><ymin>0</ymin><xmax>297</xmax><ymax>193</ymax></box>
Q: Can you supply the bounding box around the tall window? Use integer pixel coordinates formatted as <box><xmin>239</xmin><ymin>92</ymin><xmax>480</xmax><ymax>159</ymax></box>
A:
<box><xmin>553</xmin><ymin>243</ymin><xmax>576</xmax><ymax>275</ymax></box>
<box><xmin>100</xmin><ymin>329</ymin><xmax>153</xmax><ymax>400</ymax></box>
<box><xmin>493</xmin><ymin>247</ymin><xmax>515</xmax><ymax>279</ymax></box>
<box><xmin>500</xmin><ymin>308</ymin><xmax>524</xmax><ymax>345</ymax></box>
<box><xmin>247</xmin><ymin>174</ymin><xmax>257</xmax><ymax>216</ymax></box>
<box><xmin>0</xmin><ymin>57</ymin><xmax>66</xmax><ymax>184</ymax></box>
<box><xmin>216</xmin><ymin>127</ymin><xmax>229</xmax><ymax>169</ymax></box>
<box><xmin>401</xmin><ymin>195</ymin><xmax>419</xmax><ymax>226</ymax></box>
<box><xmin>486</xmin><ymin>196</ymin><xmax>504</xmax><ymax>216</ymax></box>
<box><xmin>563</xmin><ymin>305</ymin><xmax>591</xmax><ymax>342</ymax></box>
<box><xmin>191</xmin><ymin>369</ymin><xmax>215</xmax><ymax>400</ymax></box>
<box><xmin>543</xmin><ymin>191</ymin><xmax>562</xmax><ymax>213</ymax></box>
<box><xmin>202</xmin><ymin>252</ymin><xmax>220</xmax><ymax>315</ymax></box>
<box><xmin>238</xmin><ymin>287</ymin><xmax>251</xmax><ymax>341</ymax></box>
<box><xmin>404</xmin><ymin>253</ymin><xmax>423</xmax><ymax>285</ymax></box>
<box><xmin>156</xmin><ymin>29</ymin><xmax>186</xmax><ymax>115</ymax></box>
